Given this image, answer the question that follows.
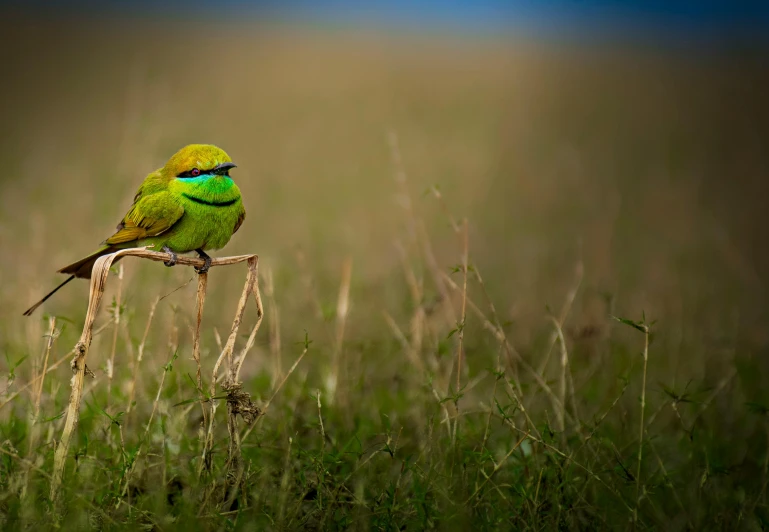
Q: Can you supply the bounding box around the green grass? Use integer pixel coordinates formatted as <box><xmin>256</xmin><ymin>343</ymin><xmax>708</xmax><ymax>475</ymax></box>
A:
<box><xmin>1</xmin><ymin>16</ymin><xmax>769</xmax><ymax>531</ymax></box>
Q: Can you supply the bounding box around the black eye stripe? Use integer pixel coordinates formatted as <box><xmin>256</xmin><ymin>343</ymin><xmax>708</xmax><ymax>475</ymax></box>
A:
<box><xmin>176</xmin><ymin>168</ymin><xmax>230</xmax><ymax>178</ymax></box>
<box><xmin>177</xmin><ymin>169</ymin><xmax>209</xmax><ymax>178</ymax></box>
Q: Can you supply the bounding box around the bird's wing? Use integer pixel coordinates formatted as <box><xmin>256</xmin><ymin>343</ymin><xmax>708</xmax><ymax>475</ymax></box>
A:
<box><xmin>105</xmin><ymin>191</ymin><xmax>184</xmax><ymax>245</ymax></box>
<box><xmin>233</xmin><ymin>207</ymin><xmax>246</xmax><ymax>235</ymax></box>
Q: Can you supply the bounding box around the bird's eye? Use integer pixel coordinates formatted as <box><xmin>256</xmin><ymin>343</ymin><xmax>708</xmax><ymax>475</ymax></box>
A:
<box><xmin>191</xmin><ymin>168</ymin><xmax>201</xmax><ymax>177</ymax></box>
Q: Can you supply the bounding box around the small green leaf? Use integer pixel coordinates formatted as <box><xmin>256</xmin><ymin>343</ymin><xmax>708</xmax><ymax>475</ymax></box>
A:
<box><xmin>487</xmin><ymin>366</ymin><xmax>505</xmax><ymax>379</ymax></box>
<box><xmin>611</xmin><ymin>315</ymin><xmax>647</xmax><ymax>333</ymax></box>
<box><xmin>41</xmin><ymin>411</ymin><xmax>66</xmax><ymax>423</ymax></box>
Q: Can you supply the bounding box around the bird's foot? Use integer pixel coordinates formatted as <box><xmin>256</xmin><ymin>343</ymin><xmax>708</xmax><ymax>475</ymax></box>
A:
<box><xmin>194</xmin><ymin>249</ymin><xmax>212</xmax><ymax>274</ymax></box>
<box><xmin>162</xmin><ymin>246</ymin><xmax>178</xmax><ymax>267</ymax></box>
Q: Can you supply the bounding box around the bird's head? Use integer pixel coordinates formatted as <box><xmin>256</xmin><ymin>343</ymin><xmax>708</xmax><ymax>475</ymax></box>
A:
<box><xmin>162</xmin><ymin>144</ymin><xmax>237</xmax><ymax>181</ymax></box>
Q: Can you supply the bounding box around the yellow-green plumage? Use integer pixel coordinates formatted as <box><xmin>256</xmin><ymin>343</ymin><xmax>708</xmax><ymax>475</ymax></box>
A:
<box><xmin>24</xmin><ymin>144</ymin><xmax>245</xmax><ymax>316</ymax></box>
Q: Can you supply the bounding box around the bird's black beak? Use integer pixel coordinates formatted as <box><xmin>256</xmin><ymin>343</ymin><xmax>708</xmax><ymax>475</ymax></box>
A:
<box><xmin>213</xmin><ymin>162</ymin><xmax>237</xmax><ymax>175</ymax></box>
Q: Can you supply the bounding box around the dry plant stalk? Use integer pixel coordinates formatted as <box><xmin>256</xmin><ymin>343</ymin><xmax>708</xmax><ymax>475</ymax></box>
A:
<box><xmin>49</xmin><ymin>247</ymin><xmax>259</xmax><ymax>503</ymax></box>
<box><xmin>550</xmin><ymin>316</ymin><xmax>571</xmax><ymax>435</ymax></box>
<box><xmin>240</xmin><ymin>339</ymin><xmax>311</xmax><ymax>446</ymax></box>
<box><xmin>394</xmin><ymin>241</ymin><xmax>429</xmax><ymax>368</ymax></box>
<box><xmin>634</xmin><ymin>324</ymin><xmax>651</xmax><ymax>526</ymax></box>
<box><xmin>193</xmin><ymin>272</ymin><xmax>209</xmax><ymax>429</ymax></box>
<box><xmin>264</xmin><ymin>266</ymin><xmax>283</xmax><ymax>382</ymax></box>
<box><xmin>0</xmin><ymin>321</ymin><xmax>114</xmax><ymax>413</ymax></box>
<box><xmin>119</xmin><ymin>321</ymin><xmax>180</xmax><ymax>504</ymax></box>
<box><xmin>328</xmin><ymin>257</ymin><xmax>352</xmax><ymax>403</ymax></box>
<box><xmin>537</xmin><ymin>259</ymin><xmax>583</xmax><ymax>376</ymax></box>
<box><xmin>389</xmin><ymin>131</ymin><xmax>456</xmax><ymax>330</ymax></box>
<box><xmin>388</xmin><ymin>131</ymin><xmax>461</xmax><ymax>428</ymax></box>
<box><xmin>450</xmin><ymin>220</ymin><xmax>469</xmax><ymax>446</ymax></box>
<box><xmin>106</xmin><ymin>263</ymin><xmax>125</xmax><ymax>408</ymax></box>
<box><xmin>21</xmin><ymin>316</ymin><xmax>57</xmax><ymax>500</ymax></box>
<box><xmin>383</xmin><ymin>311</ymin><xmax>426</xmax><ymax>374</ymax></box>
<box><xmin>201</xmin><ymin>256</ymin><xmax>263</xmax><ymax>480</ymax></box>
<box><xmin>455</xmin><ymin>219</ymin><xmax>469</xmax><ymax>392</ymax></box>
<box><xmin>439</xmin><ymin>270</ymin><xmax>568</xmax><ymax>424</ymax></box>
<box><xmin>466</xmin><ymin>431</ymin><xmax>529</xmax><ymax>503</ymax></box>
<box><xmin>126</xmin><ymin>297</ymin><xmax>159</xmax><ymax>413</ymax></box>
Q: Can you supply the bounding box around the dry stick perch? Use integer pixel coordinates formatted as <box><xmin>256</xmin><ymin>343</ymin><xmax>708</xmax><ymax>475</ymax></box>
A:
<box><xmin>193</xmin><ymin>273</ymin><xmax>210</xmax><ymax>432</ymax></box>
<box><xmin>200</xmin><ymin>256</ymin><xmax>263</xmax><ymax>479</ymax></box>
<box><xmin>223</xmin><ymin>261</ymin><xmax>264</xmax><ymax>508</ymax></box>
<box><xmin>49</xmin><ymin>247</ymin><xmax>258</xmax><ymax>503</ymax></box>
<box><xmin>197</xmin><ymin>258</ymin><xmax>263</xmax><ymax>514</ymax></box>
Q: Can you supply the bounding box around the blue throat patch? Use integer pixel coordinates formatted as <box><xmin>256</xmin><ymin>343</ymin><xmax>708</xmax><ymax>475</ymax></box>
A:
<box><xmin>176</xmin><ymin>175</ymin><xmax>234</xmax><ymax>187</ymax></box>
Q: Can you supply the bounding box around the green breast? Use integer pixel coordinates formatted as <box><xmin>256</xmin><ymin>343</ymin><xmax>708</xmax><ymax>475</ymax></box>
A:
<box><xmin>142</xmin><ymin>177</ymin><xmax>243</xmax><ymax>252</ymax></box>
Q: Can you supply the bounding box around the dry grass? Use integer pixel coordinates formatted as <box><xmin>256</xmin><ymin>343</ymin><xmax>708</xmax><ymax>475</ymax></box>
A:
<box><xmin>44</xmin><ymin>248</ymin><xmax>263</xmax><ymax>506</ymax></box>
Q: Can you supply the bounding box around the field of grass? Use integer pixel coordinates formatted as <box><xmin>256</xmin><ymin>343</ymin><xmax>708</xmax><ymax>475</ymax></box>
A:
<box><xmin>1</xmin><ymin>16</ymin><xmax>769</xmax><ymax>530</ymax></box>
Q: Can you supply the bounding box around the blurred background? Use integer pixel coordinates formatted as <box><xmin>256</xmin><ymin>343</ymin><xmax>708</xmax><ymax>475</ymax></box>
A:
<box><xmin>1</xmin><ymin>0</ymin><xmax>769</xmax><ymax>525</ymax></box>
<box><xmin>2</xmin><ymin>0</ymin><xmax>767</xmax><ymax>347</ymax></box>
<box><xmin>1</xmin><ymin>1</ymin><xmax>766</xmax><ymax>316</ymax></box>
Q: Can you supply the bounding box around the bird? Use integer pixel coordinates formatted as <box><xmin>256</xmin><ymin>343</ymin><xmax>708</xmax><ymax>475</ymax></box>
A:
<box><xmin>23</xmin><ymin>144</ymin><xmax>245</xmax><ymax>316</ymax></box>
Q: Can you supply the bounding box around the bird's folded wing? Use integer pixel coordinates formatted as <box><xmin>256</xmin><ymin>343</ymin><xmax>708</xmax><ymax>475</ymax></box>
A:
<box><xmin>105</xmin><ymin>191</ymin><xmax>185</xmax><ymax>245</ymax></box>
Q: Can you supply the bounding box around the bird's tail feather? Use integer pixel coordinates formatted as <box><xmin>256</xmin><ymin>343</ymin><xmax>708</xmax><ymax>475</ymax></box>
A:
<box><xmin>23</xmin><ymin>245</ymin><xmax>121</xmax><ymax>316</ymax></box>
<box><xmin>23</xmin><ymin>275</ymin><xmax>76</xmax><ymax>316</ymax></box>
<box><xmin>58</xmin><ymin>245</ymin><xmax>119</xmax><ymax>278</ymax></box>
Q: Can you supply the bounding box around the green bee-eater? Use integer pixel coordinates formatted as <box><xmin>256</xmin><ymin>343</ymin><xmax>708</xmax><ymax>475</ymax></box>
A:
<box><xmin>24</xmin><ymin>144</ymin><xmax>245</xmax><ymax>316</ymax></box>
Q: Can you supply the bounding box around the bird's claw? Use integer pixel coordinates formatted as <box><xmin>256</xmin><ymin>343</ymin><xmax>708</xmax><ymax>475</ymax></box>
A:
<box><xmin>162</xmin><ymin>246</ymin><xmax>178</xmax><ymax>267</ymax></box>
<box><xmin>194</xmin><ymin>248</ymin><xmax>212</xmax><ymax>274</ymax></box>
<box><xmin>195</xmin><ymin>256</ymin><xmax>212</xmax><ymax>274</ymax></box>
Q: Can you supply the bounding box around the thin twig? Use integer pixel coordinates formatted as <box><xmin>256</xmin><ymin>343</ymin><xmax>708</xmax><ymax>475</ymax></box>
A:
<box><xmin>317</xmin><ymin>390</ymin><xmax>326</xmax><ymax>453</ymax></box>
<box><xmin>22</xmin><ymin>317</ymin><xmax>57</xmax><ymax>499</ymax></box>
<box><xmin>634</xmin><ymin>325</ymin><xmax>650</xmax><ymax>526</ymax></box>
<box><xmin>35</xmin><ymin>317</ymin><xmax>57</xmax><ymax>416</ymax></box>
<box><xmin>466</xmin><ymin>432</ymin><xmax>529</xmax><ymax>503</ymax></box>
<box><xmin>476</xmin><ymin>342</ymin><xmax>504</xmax><ymax>488</ymax></box>
<box><xmin>455</xmin><ymin>219</ymin><xmax>469</xmax><ymax>392</ymax></box>
<box><xmin>537</xmin><ymin>259</ymin><xmax>583</xmax><ymax>375</ymax></box>
<box><xmin>126</xmin><ymin>297</ymin><xmax>159</xmax><ymax>413</ymax></box>
<box><xmin>234</xmin><ymin>258</ymin><xmax>264</xmax><ymax>382</ymax></box>
<box><xmin>0</xmin><ymin>445</ymin><xmax>52</xmax><ymax>480</ymax></box>
<box><xmin>240</xmin><ymin>342</ymin><xmax>310</xmax><ymax>445</ymax></box>
<box><xmin>646</xmin><ymin>434</ymin><xmax>692</xmax><ymax>529</ymax></box>
<box><xmin>382</xmin><ymin>311</ymin><xmax>426</xmax><ymax>374</ymax></box>
<box><xmin>0</xmin><ymin>321</ymin><xmax>112</xmax><ymax>413</ymax></box>
<box><xmin>441</xmin><ymin>271</ymin><xmax>566</xmax><ymax>422</ymax></box>
<box><xmin>264</xmin><ymin>265</ymin><xmax>283</xmax><ymax>382</ymax></box>
<box><xmin>120</xmin><ymin>340</ymin><xmax>179</xmax><ymax>505</ymax></box>
<box><xmin>452</xmin><ymin>219</ymin><xmax>469</xmax><ymax>446</ymax></box>
<box><xmin>317</xmin><ymin>389</ymin><xmax>326</xmax><ymax>509</ymax></box>
<box><xmin>550</xmin><ymin>316</ymin><xmax>574</xmax><ymax>434</ymax></box>
<box><xmin>499</xmin><ymin>414</ymin><xmax>637</xmax><ymax>519</ymax></box>
<box><xmin>571</xmin><ymin>379</ymin><xmax>629</xmax><ymax>458</ymax></box>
